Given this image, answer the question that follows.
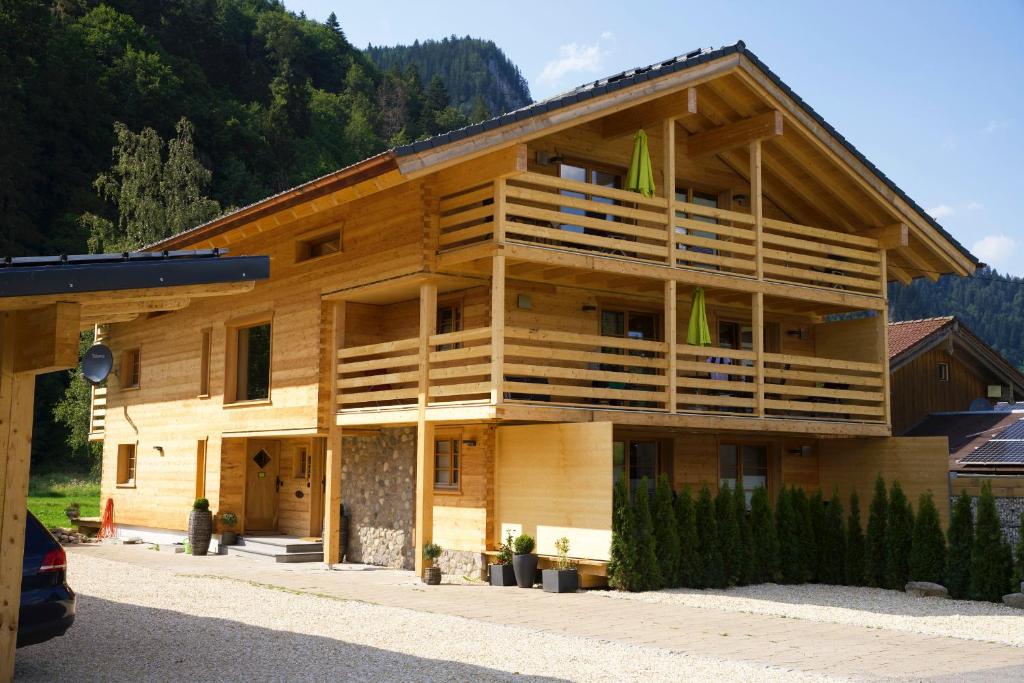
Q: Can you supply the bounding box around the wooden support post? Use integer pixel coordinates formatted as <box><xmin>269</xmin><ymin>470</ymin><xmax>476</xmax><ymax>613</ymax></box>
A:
<box><xmin>663</xmin><ymin>117</ymin><xmax>677</xmax><ymax>265</ymax></box>
<box><xmin>323</xmin><ymin>300</ymin><xmax>345</xmax><ymax>566</ymax></box>
<box><xmin>665</xmin><ymin>280</ymin><xmax>677</xmax><ymax>413</ymax></box>
<box><xmin>414</xmin><ymin>281</ymin><xmax>437</xmax><ymax>576</ymax></box>
<box><xmin>878</xmin><ymin>249</ymin><xmax>892</xmax><ymax>430</ymax></box>
<box><xmin>752</xmin><ymin>292</ymin><xmax>765</xmax><ymax>417</ymax></box>
<box><xmin>493</xmin><ymin>177</ymin><xmax>507</xmax><ymax>244</ymax></box>
<box><xmin>490</xmin><ymin>253</ymin><xmax>506</xmax><ymax>406</ymax></box>
<box><xmin>750</xmin><ymin>139</ymin><xmax>764</xmax><ymax>280</ymax></box>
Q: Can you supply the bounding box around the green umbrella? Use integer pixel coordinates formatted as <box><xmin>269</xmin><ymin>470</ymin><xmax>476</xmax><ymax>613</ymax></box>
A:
<box><xmin>686</xmin><ymin>287</ymin><xmax>712</xmax><ymax>346</ymax></box>
<box><xmin>625</xmin><ymin>129</ymin><xmax>656</xmax><ymax>198</ymax></box>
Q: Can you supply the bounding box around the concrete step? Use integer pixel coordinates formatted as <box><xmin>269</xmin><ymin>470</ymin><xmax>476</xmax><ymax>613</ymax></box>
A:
<box><xmin>236</xmin><ymin>535</ymin><xmax>323</xmax><ymax>554</ymax></box>
<box><xmin>225</xmin><ymin>545</ymin><xmax>324</xmax><ymax>563</ymax></box>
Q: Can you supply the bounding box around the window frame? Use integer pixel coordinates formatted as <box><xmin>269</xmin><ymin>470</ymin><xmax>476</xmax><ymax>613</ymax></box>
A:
<box><xmin>120</xmin><ymin>348</ymin><xmax>141</xmax><ymax>390</ymax></box>
<box><xmin>116</xmin><ymin>443</ymin><xmax>137</xmax><ymax>488</ymax></box>
<box><xmin>224</xmin><ymin>312</ymin><xmax>274</xmax><ymax>406</ymax></box>
<box><xmin>718</xmin><ymin>440</ymin><xmax>771</xmax><ymax>507</ymax></box>
<box><xmin>937</xmin><ymin>362</ymin><xmax>950</xmax><ymax>382</ymax></box>
<box><xmin>198</xmin><ymin>328</ymin><xmax>212</xmax><ymax>398</ymax></box>
<box><xmin>433</xmin><ymin>435</ymin><xmax>461</xmax><ymax>493</ymax></box>
<box><xmin>295</xmin><ymin>226</ymin><xmax>342</xmax><ymax>263</ymax></box>
<box><xmin>436</xmin><ymin>299</ymin><xmax>464</xmax><ymax>351</ymax></box>
<box><xmin>613</xmin><ymin>436</ymin><xmax>672</xmax><ymax>495</ymax></box>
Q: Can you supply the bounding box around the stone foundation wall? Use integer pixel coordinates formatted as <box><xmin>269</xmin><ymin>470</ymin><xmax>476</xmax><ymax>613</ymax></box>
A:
<box><xmin>342</xmin><ymin>427</ymin><xmax>415</xmax><ymax>570</ymax></box>
<box><xmin>436</xmin><ymin>549</ymin><xmax>486</xmax><ymax>580</ymax></box>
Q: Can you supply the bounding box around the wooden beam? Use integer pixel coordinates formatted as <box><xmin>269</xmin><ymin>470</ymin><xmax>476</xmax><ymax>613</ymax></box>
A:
<box><xmin>685</xmin><ymin>110</ymin><xmax>783</xmax><ymax>158</ymax></box>
<box><xmin>13</xmin><ymin>303</ymin><xmax>80</xmax><ymax>374</ymax></box>
<box><xmin>860</xmin><ymin>223</ymin><xmax>908</xmax><ymax>250</ymax></box>
<box><xmin>414</xmin><ymin>281</ymin><xmax>437</xmax><ymax>576</ymax></box>
<box><xmin>889</xmin><ymin>264</ymin><xmax>913</xmax><ymax>285</ymax></box>
<box><xmin>429</xmin><ymin>144</ymin><xmax>527</xmax><ymax>197</ymax></box>
<box><xmin>665</xmin><ymin>280</ymin><xmax>677</xmax><ymax>413</ymax></box>
<box><xmin>750</xmin><ymin>139</ymin><xmax>764</xmax><ymax>280</ymax></box>
<box><xmin>753</xmin><ymin>292</ymin><xmax>765</xmax><ymax>417</ymax></box>
<box><xmin>323</xmin><ymin>301</ymin><xmax>345</xmax><ymax>565</ymax></box>
<box><xmin>601</xmin><ymin>88</ymin><xmax>697</xmax><ymax>138</ymax></box>
<box><xmin>491</xmin><ymin>253</ymin><xmax>506</xmax><ymax>406</ymax></box>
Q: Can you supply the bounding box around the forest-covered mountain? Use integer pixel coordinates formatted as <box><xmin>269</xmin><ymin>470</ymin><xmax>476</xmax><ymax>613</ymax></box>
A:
<box><xmin>366</xmin><ymin>37</ymin><xmax>532</xmax><ymax>119</ymax></box>
<box><xmin>889</xmin><ymin>269</ymin><xmax>1024</xmax><ymax>370</ymax></box>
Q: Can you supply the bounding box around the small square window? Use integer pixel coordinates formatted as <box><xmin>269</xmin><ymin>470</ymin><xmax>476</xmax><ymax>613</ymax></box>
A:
<box><xmin>117</xmin><ymin>444</ymin><xmax>136</xmax><ymax>486</ymax></box>
<box><xmin>121</xmin><ymin>349</ymin><xmax>140</xmax><ymax>389</ymax></box>
<box><xmin>937</xmin><ymin>362</ymin><xmax>950</xmax><ymax>382</ymax></box>
<box><xmin>295</xmin><ymin>229</ymin><xmax>341</xmax><ymax>263</ymax></box>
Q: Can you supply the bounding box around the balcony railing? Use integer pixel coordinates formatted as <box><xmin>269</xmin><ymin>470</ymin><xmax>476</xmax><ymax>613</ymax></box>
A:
<box><xmin>88</xmin><ymin>386</ymin><xmax>106</xmax><ymax>437</ymax></box>
<box><xmin>336</xmin><ymin>326</ymin><xmax>886</xmax><ymax>423</ymax></box>
<box><xmin>439</xmin><ymin>172</ymin><xmax>885</xmax><ymax>297</ymax></box>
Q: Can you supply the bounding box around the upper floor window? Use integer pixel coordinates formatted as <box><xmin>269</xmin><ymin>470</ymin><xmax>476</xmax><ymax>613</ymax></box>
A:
<box><xmin>120</xmin><ymin>348</ymin><xmax>141</xmax><ymax>389</ymax></box>
<box><xmin>558</xmin><ymin>161</ymin><xmax>623</xmax><ymax>231</ymax></box>
<box><xmin>436</xmin><ymin>301</ymin><xmax>463</xmax><ymax>351</ymax></box>
<box><xmin>199</xmin><ymin>329</ymin><xmax>212</xmax><ymax>397</ymax></box>
<box><xmin>937</xmin><ymin>362</ymin><xmax>950</xmax><ymax>382</ymax></box>
<box><xmin>295</xmin><ymin>228</ymin><xmax>341</xmax><ymax>263</ymax></box>
<box><xmin>227</xmin><ymin>320</ymin><xmax>272</xmax><ymax>403</ymax></box>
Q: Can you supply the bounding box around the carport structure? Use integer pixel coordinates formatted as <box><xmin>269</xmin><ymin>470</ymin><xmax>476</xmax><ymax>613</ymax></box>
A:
<box><xmin>0</xmin><ymin>250</ymin><xmax>268</xmax><ymax>680</ymax></box>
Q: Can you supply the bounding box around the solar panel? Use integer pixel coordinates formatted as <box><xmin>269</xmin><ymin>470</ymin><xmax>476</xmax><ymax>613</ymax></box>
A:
<box><xmin>994</xmin><ymin>419</ymin><xmax>1024</xmax><ymax>440</ymax></box>
<box><xmin>960</xmin><ymin>420</ymin><xmax>1024</xmax><ymax>465</ymax></box>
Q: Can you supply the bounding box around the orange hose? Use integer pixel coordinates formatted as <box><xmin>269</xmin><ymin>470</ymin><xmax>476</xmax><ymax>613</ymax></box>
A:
<box><xmin>97</xmin><ymin>498</ymin><xmax>115</xmax><ymax>539</ymax></box>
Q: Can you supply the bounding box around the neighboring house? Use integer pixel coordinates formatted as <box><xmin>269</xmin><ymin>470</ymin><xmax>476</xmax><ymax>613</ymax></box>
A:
<box><xmin>889</xmin><ymin>317</ymin><xmax>1024</xmax><ymax>435</ymax></box>
<box><xmin>906</xmin><ymin>408</ymin><xmax>1024</xmax><ymax>546</ymax></box>
<box><xmin>90</xmin><ymin>41</ymin><xmax>972</xmax><ymax>580</ymax></box>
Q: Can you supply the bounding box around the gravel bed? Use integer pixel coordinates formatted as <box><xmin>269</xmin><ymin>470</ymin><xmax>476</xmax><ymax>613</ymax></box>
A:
<box><xmin>593</xmin><ymin>583</ymin><xmax>1024</xmax><ymax>647</ymax></box>
<box><xmin>15</xmin><ymin>555</ymin><xmax>830</xmax><ymax>682</ymax></box>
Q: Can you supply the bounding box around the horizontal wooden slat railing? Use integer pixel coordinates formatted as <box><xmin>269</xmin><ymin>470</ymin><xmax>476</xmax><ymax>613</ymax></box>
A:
<box><xmin>762</xmin><ymin>352</ymin><xmax>886</xmax><ymax>421</ymax></box>
<box><xmin>672</xmin><ymin>202</ymin><xmax>758</xmax><ymax>277</ymax></box>
<box><xmin>427</xmin><ymin>327</ymin><xmax>492</xmax><ymax>404</ymax></box>
<box><xmin>336</xmin><ymin>336</ymin><xmax>420</xmax><ymax>410</ymax></box>
<box><xmin>89</xmin><ymin>386</ymin><xmax>106</xmax><ymax>434</ymax></box>
<box><xmin>438</xmin><ymin>182</ymin><xmax>496</xmax><ymax>250</ymax></box>
<box><xmin>675</xmin><ymin>345</ymin><xmax>757</xmax><ymax>414</ymax></box>
<box><xmin>503</xmin><ymin>326</ymin><xmax>669</xmax><ymax>409</ymax></box>
<box><xmin>761</xmin><ymin>217</ymin><xmax>881</xmax><ymax>294</ymax></box>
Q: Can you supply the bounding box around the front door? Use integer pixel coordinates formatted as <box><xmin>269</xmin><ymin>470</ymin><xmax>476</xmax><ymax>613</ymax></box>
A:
<box><xmin>245</xmin><ymin>439</ymin><xmax>280</xmax><ymax>531</ymax></box>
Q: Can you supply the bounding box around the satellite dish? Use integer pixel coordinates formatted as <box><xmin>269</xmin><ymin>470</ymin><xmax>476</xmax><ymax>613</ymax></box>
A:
<box><xmin>81</xmin><ymin>344</ymin><xmax>113</xmax><ymax>385</ymax></box>
<box><xmin>968</xmin><ymin>397</ymin><xmax>993</xmax><ymax>412</ymax></box>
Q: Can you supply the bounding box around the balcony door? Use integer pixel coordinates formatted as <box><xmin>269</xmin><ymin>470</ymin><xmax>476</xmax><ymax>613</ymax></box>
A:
<box><xmin>558</xmin><ymin>161</ymin><xmax>623</xmax><ymax>233</ymax></box>
<box><xmin>613</xmin><ymin>438</ymin><xmax>670</xmax><ymax>497</ymax></box>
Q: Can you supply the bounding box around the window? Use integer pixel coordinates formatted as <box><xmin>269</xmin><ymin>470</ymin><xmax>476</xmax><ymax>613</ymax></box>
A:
<box><xmin>295</xmin><ymin>228</ymin><xmax>341</xmax><ymax>263</ymax></box>
<box><xmin>195</xmin><ymin>440</ymin><xmax>207</xmax><ymax>499</ymax></box>
<box><xmin>675</xmin><ymin>187</ymin><xmax>720</xmax><ymax>268</ymax></box>
<box><xmin>613</xmin><ymin>439</ymin><xmax>669</xmax><ymax>496</ymax></box>
<box><xmin>117</xmin><ymin>444</ymin><xmax>137</xmax><ymax>486</ymax></box>
<box><xmin>120</xmin><ymin>348</ymin><xmax>140</xmax><ymax>389</ymax></box>
<box><xmin>601</xmin><ymin>308</ymin><xmax>661</xmax><ymax>406</ymax></box>
<box><xmin>436</xmin><ymin>302</ymin><xmax>463</xmax><ymax>351</ymax></box>
<box><xmin>937</xmin><ymin>362</ymin><xmax>950</xmax><ymax>382</ymax></box>
<box><xmin>719</xmin><ymin>443</ymin><xmax>768</xmax><ymax>507</ymax></box>
<box><xmin>434</xmin><ymin>439</ymin><xmax>460</xmax><ymax>490</ymax></box>
<box><xmin>558</xmin><ymin>161</ymin><xmax>623</xmax><ymax>233</ymax></box>
<box><xmin>294</xmin><ymin>446</ymin><xmax>311</xmax><ymax>481</ymax></box>
<box><xmin>227</xmin><ymin>321</ymin><xmax>272</xmax><ymax>403</ymax></box>
<box><xmin>199</xmin><ymin>329</ymin><xmax>211</xmax><ymax>397</ymax></box>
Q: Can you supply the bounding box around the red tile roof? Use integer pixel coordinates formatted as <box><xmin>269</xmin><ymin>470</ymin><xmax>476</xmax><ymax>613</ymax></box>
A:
<box><xmin>888</xmin><ymin>316</ymin><xmax>954</xmax><ymax>359</ymax></box>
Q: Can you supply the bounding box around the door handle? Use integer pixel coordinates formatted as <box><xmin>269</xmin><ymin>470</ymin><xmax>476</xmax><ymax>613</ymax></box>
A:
<box><xmin>275</xmin><ymin>476</ymin><xmax>283</xmax><ymax>493</ymax></box>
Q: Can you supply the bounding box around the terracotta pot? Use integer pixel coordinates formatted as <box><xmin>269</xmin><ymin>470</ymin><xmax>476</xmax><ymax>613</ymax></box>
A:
<box><xmin>188</xmin><ymin>509</ymin><xmax>213</xmax><ymax>556</ymax></box>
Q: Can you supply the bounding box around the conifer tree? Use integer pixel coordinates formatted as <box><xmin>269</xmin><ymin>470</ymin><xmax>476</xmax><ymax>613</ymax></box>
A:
<box><xmin>716</xmin><ymin>483</ymin><xmax>741</xmax><ymax>586</ymax></box>
<box><xmin>808</xmin><ymin>489</ymin><xmax>826</xmax><ymax>582</ymax></box>
<box><xmin>1014</xmin><ymin>509</ymin><xmax>1024</xmax><ymax>589</ymax></box>
<box><xmin>675</xmin><ymin>487</ymin><xmax>700</xmax><ymax>588</ymax></box>
<box><xmin>653</xmin><ymin>474</ymin><xmax>681</xmax><ymax>587</ymax></box>
<box><xmin>970</xmin><ymin>481</ymin><xmax>1013</xmax><ymax>602</ymax></box>
<box><xmin>820</xmin><ymin>491</ymin><xmax>846</xmax><ymax>585</ymax></box>
<box><xmin>748</xmin><ymin>486</ymin><xmax>778</xmax><ymax>584</ymax></box>
<box><xmin>909</xmin><ymin>491</ymin><xmax>946</xmax><ymax>584</ymax></box>
<box><xmin>633</xmin><ymin>478</ymin><xmax>663</xmax><ymax>591</ymax></box>
<box><xmin>865</xmin><ymin>475</ymin><xmax>889</xmax><ymax>588</ymax></box>
<box><xmin>845</xmin><ymin>491</ymin><xmax>866</xmax><ymax>586</ymax></box>
<box><xmin>695</xmin><ymin>484</ymin><xmax>724</xmax><ymax>588</ymax></box>
<box><xmin>776</xmin><ymin>487</ymin><xmax>803</xmax><ymax>583</ymax></box>
<box><xmin>791</xmin><ymin>487</ymin><xmax>814</xmax><ymax>582</ymax></box>
<box><xmin>734</xmin><ymin>484</ymin><xmax>753</xmax><ymax>586</ymax></box>
<box><xmin>885</xmin><ymin>481</ymin><xmax>914</xmax><ymax>589</ymax></box>
<box><xmin>608</xmin><ymin>477</ymin><xmax>638</xmax><ymax>591</ymax></box>
<box><xmin>946</xmin><ymin>490</ymin><xmax>974</xmax><ymax>599</ymax></box>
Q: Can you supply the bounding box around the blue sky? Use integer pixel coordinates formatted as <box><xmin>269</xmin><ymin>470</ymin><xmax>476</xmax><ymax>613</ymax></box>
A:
<box><xmin>290</xmin><ymin>0</ymin><xmax>1023</xmax><ymax>274</ymax></box>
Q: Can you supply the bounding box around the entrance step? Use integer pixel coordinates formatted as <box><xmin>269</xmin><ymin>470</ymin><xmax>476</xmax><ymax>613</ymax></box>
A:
<box><xmin>225</xmin><ymin>534</ymin><xmax>323</xmax><ymax>563</ymax></box>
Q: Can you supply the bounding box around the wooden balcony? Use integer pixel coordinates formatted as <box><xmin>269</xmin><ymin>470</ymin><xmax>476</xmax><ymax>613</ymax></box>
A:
<box><xmin>335</xmin><ymin>325</ymin><xmax>887</xmax><ymax>425</ymax></box>
<box><xmin>88</xmin><ymin>385</ymin><xmax>106</xmax><ymax>440</ymax></box>
<box><xmin>438</xmin><ymin>172</ymin><xmax>886</xmax><ymax>298</ymax></box>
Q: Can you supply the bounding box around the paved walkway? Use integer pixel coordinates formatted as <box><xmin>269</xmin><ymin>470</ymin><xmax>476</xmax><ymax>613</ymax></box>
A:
<box><xmin>68</xmin><ymin>544</ymin><xmax>1024</xmax><ymax>680</ymax></box>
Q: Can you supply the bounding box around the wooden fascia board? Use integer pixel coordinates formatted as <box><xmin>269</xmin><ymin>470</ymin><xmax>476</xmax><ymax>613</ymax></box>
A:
<box><xmin>733</xmin><ymin>59</ymin><xmax>975</xmax><ymax>277</ymax></box>
<box><xmin>396</xmin><ymin>55</ymin><xmax>743</xmax><ymax>179</ymax></box>
<box><xmin>600</xmin><ymin>87</ymin><xmax>698</xmax><ymax>138</ymax></box>
<box><xmin>683</xmin><ymin>110</ymin><xmax>783</xmax><ymax>157</ymax></box>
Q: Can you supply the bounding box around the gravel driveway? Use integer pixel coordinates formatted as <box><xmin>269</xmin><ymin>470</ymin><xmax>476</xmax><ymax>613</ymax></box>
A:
<box><xmin>15</xmin><ymin>554</ymin><xmax>823</xmax><ymax>682</ymax></box>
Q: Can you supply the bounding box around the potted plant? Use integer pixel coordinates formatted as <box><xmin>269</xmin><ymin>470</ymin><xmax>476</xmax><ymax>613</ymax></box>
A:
<box><xmin>422</xmin><ymin>542</ymin><xmax>442</xmax><ymax>585</ymax></box>
<box><xmin>489</xmin><ymin>530</ymin><xmax>516</xmax><ymax>586</ymax></box>
<box><xmin>188</xmin><ymin>497</ymin><xmax>213</xmax><ymax>556</ymax></box>
<box><xmin>512</xmin><ymin>533</ymin><xmax>538</xmax><ymax>588</ymax></box>
<box><xmin>542</xmin><ymin>536</ymin><xmax>579</xmax><ymax>593</ymax></box>
<box><xmin>219</xmin><ymin>512</ymin><xmax>238</xmax><ymax>547</ymax></box>
<box><xmin>64</xmin><ymin>502</ymin><xmax>81</xmax><ymax>523</ymax></box>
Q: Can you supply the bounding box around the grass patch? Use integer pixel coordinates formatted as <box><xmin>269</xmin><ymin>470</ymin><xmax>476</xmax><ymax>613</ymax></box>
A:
<box><xmin>27</xmin><ymin>472</ymin><xmax>100</xmax><ymax>530</ymax></box>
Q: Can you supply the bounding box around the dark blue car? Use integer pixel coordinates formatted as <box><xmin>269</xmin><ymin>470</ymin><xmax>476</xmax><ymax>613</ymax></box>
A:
<box><xmin>18</xmin><ymin>512</ymin><xmax>75</xmax><ymax>648</ymax></box>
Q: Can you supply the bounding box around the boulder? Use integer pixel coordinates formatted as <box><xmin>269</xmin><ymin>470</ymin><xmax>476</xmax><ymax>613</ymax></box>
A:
<box><xmin>1003</xmin><ymin>593</ymin><xmax>1024</xmax><ymax>609</ymax></box>
<box><xmin>905</xmin><ymin>581</ymin><xmax>949</xmax><ymax>598</ymax></box>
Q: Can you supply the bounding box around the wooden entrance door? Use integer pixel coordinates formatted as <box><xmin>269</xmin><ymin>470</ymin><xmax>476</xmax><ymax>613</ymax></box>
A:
<box><xmin>245</xmin><ymin>439</ymin><xmax>280</xmax><ymax>531</ymax></box>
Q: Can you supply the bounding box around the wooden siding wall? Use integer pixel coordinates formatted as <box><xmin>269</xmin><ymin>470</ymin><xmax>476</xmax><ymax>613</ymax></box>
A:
<box><xmin>891</xmin><ymin>347</ymin><xmax>988</xmax><ymax>435</ymax></box>
<box><xmin>431</xmin><ymin>424</ymin><xmax>494</xmax><ymax>552</ymax></box>
<box><xmin>819</xmin><ymin>436</ymin><xmax>950</xmax><ymax>528</ymax></box>
<box><xmin>671</xmin><ymin>433</ymin><xmax>818</xmax><ymax>497</ymax></box>
<box><xmin>951</xmin><ymin>475</ymin><xmax>1024</xmax><ymax>498</ymax></box>
<box><xmin>100</xmin><ymin>181</ymin><xmax>426</xmax><ymax>530</ymax></box>
<box><xmin>495</xmin><ymin>422</ymin><xmax>613</xmax><ymax>560</ymax></box>
<box><xmin>814</xmin><ymin>316</ymin><xmax>881</xmax><ymax>363</ymax></box>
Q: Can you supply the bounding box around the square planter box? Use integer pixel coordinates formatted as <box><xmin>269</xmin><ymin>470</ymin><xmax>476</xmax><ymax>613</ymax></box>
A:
<box><xmin>542</xmin><ymin>568</ymin><xmax>579</xmax><ymax>593</ymax></box>
<box><xmin>489</xmin><ymin>563</ymin><xmax>516</xmax><ymax>586</ymax></box>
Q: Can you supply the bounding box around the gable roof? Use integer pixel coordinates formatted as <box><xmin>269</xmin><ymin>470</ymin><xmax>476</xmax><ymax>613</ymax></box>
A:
<box><xmin>888</xmin><ymin>316</ymin><xmax>1024</xmax><ymax>398</ymax></box>
<box><xmin>151</xmin><ymin>41</ymin><xmax>976</xmax><ymax>271</ymax></box>
<box><xmin>907</xmin><ymin>411</ymin><xmax>1024</xmax><ymax>474</ymax></box>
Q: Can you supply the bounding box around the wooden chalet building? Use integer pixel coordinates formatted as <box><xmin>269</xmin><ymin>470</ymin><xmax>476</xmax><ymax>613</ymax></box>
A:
<box><xmin>92</xmin><ymin>42</ymin><xmax>973</xmax><ymax>579</ymax></box>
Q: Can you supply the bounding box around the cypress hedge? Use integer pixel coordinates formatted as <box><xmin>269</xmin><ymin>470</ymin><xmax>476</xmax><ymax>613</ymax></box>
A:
<box><xmin>946</xmin><ymin>490</ymin><xmax>974</xmax><ymax>599</ymax></box>
<box><xmin>695</xmin><ymin>484</ymin><xmax>724</xmax><ymax>588</ymax></box>
<box><xmin>675</xmin><ymin>487</ymin><xmax>700</xmax><ymax>588</ymax></box>
<box><xmin>653</xmin><ymin>474</ymin><xmax>681</xmax><ymax>587</ymax></box>
<box><xmin>633</xmin><ymin>478</ymin><xmax>663</xmax><ymax>591</ymax></box>
<box><xmin>734</xmin><ymin>484</ymin><xmax>753</xmax><ymax>586</ymax></box>
<box><xmin>608</xmin><ymin>477</ymin><xmax>637</xmax><ymax>591</ymax></box>
<box><xmin>865</xmin><ymin>474</ymin><xmax>889</xmax><ymax>588</ymax></box>
<box><xmin>1015</xmin><ymin>509</ymin><xmax>1024</xmax><ymax>589</ymax></box>
<box><xmin>885</xmin><ymin>481</ymin><xmax>914</xmax><ymax>590</ymax></box>
<box><xmin>845</xmin><ymin>491</ymin><xmax>866</xmax><ymax>586</ymax></box>
<box><xmin>970</xmin><ymin>481</ymin><xmax>1013</xmax><ymax>602</ymax></box>
<box><xmin>808</xmin><ymin>489</ymin><xmax>827</xmax><ymax>583</ymax></box>
<box><xmin>716</xmin><ymin>483</ymin><xmax>741</xmax><ymax>586</ymax></box>
<box><xmin>791</xmin><ymin>487</ymin><xmax>815</xmax><ymax>583</ymax></box>
<box><xmin>748</xmin><ymin>486</ymin><xmax>778</xmax><ymax>583</ymax></box>
<box><xmin>820</xmin><ymin>491</ymin><xmax>846</xmax><ymax>585</ymax></box>
<box><xmin>909</xmin><ymin>491</ymin><xmax>946</xmax><ymax>584</ymax></box>
<box><xmin>776</xmin><ymin>487</ymin><xmax>803</xmax><ymax>584</ymax></box>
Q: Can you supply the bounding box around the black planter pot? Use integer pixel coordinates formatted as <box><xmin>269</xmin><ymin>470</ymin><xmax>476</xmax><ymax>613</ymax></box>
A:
<box><xmin>188</xmin><ymin>509</ymin><xmax>213</xmax><ymax>556</ymax></box>
<box><xmin>489</xmin><ymin>563</ymin><xmax>516</xmax><ymax>586</ymax></box>
<box><xmin>512</xmin><ymin>553</ymin><xmax>538</xmax><ymax>588</ymax></box>
<box><xmin>220</xmin><ymin>531</ymin><xmax>237</xmax><ymax>547</ymax></box>
<box><xmin>542</xmin><ymin>568</ymin><xmax>579</xmax><ymax>593</ymax></box>
<box><xmin>422</xmin><ymin>566</ymin><xmax>441</xmax><ymax>585</ymax></box>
